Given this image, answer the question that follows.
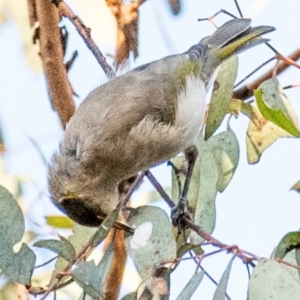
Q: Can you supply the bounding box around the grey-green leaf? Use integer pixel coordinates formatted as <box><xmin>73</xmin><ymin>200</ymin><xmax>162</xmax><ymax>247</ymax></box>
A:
<box><xmin>176</xmin><ymin>270</ymin><xmax>205</xmax><ymax>300</ymax></box>
<box><xmin>72</xmin><ymin>261</ymin><xmax>103</xmax><ymax>298</ymax></box>
<box><xmin>33</xmin><ymin>237</ymin><xmax>76</xmax><ymax>263</ymax></box>
<box><xmin>190</xmin><ymin>137</ymin><xmax>218</xmax><ymax>245</ymax></box>
<box><xmin>92</xmin><ymin>206</ymin><xmax>120</xmax><ymax>247</ymax></box>
<box><xmin>207</xmin><ymin>129</ymin><xmax>239</xmax><ymax>192</ymax></box>
<box><xmin>249</xmin><ymin>258</ymin><xmax>300</xmax><ymax>299</ymax></box>
<box><xmin>51</xmin><ymin>224</ymin><xmax>97</xmax><ymax>284</ymax></box>
<box><xmin>205</xmin><ymin>55</ymin><xmax>238</xmax><ymax>140</ymax></box>
<box><xmin>0</xmin><ymin>185</ymin><xmax>36</xmax><ymax>285</ymax></box>
<box><xmin>125</xmin><ymin>206</ymin><xmax>176</xmax><ymax>288</ymax></box>
<box><xmin>213</xmin><ymin>257</ymin><xmax>234</xmax><ymax>300</ymax></box>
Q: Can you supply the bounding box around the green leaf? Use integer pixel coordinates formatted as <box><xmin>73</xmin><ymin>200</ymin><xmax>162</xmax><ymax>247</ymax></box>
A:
<box><xmin>0</xmin><ymin>185</ymin><xmax>36</xmax><ymax>285</ymax></box>
<box><xmin>205</xmin><ymin>55</ymin><xmax>238</xmax><ymax>140</ymax></box>
<box><xmin>275</xmin><ymin>231</ymin><xmax>300</xmax><ymax>259</ymax></box>
<box><xmin>125</xmin><ymin>206</ymin><xmax>176</xmax><ymax>288</ymax></box>
<box><xmin>190</xmin><ymin>137</ymin><xmax>218</xmax><ymax>245</ymax></box>
<box><xmin>249</xmin><ymin>258</ymin><xmax>300</xmax><ymax>299</ymax></box>
<box><xmin>290</xmin><ymin>180</ymin><xmax>300</xmax><ymax>193</ymax></box>
<box><xmin>246</xmin><ymin>78</ymin><xmax>300</xmax><ymax>164</ymax></box>
<box><xmin>207</xmin><ymin>129</ymin><xmax>239</xmax><ymax>192</ymax></box>
<box><xmin>33</xmin><ymin>236</ymin><xmax>76</xmax><ymax>263</ymax></box>
<box><xmin>255</xmin><ymin>78</ymin><xmax>300</xmax><ymax>137</ymax></box>
<box><xmin>72</xmin><ymin>261</ymin><xmax>103</xmax><ymax>298</ymax></box>
<box><xmin>212</xmin><ymin>257</ymin><xmax>234</xmax><ymax>300</ymax></box>
<box><xmin>91</xmin><ymin>206</ymin><xmax>120</xmax><ymax>247</ymax></box>
<box><xmin>46</xmin><ymin>215</ymin><xmax>74</xmax><ymax>229</ymax></box>
<box><xmin>176</xmin><ymin>270</ymin><xmax>205</xmax><ymax>300</ymax></box>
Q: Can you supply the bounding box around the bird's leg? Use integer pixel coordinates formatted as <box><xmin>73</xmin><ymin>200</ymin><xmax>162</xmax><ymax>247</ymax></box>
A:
<box><xmin>167</xmin><ymin>160</ymin><xmax>183</xmax><ymax>196</ymax></box>
<box><xmin>171</xmin><ymin>145</ymin><xmax>198</xmax><ymax>230</ymax></box>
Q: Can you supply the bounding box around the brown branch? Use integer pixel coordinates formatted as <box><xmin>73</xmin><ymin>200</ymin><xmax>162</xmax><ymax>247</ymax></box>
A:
<box><xmin>233</xmin><ymin>48</ymin><xmax>300</xmax><ymax>100</ymax></box>
<box><xmin>104</xmin><ymin>230</ymin><xmax>127</xmax><ymax>300</ymax></box>
<box><xmin>167</xmin><ymin>0</ymin><xmax>181</xmax><ymax>15</ymax></box>
<box><xmin>53</xmin><ymin>0</ymin><xmax>116</xmax><ymax>79</ymax></box>
<box><xmin>27</xmin><ymin>0</ymin><xmax>38</xmax><ymax>27</ymax></box>
<box><xmin>35</xmin><ymin>0</ymin><xmax>75</xmax><ymax>128</ymax></box>
<box><xmin>106</xmin><ymin>0</ymin><xmax>143</xmax><ymax>67</ymax></box>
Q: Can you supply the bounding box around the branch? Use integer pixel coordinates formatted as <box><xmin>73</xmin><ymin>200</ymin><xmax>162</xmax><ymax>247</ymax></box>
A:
<box><xmin>35</xmin><ymin>0</ymin><xmax>75</xmax><ymax>128</ymax></box>
<box><xmin>106</xmin><ymin>0</ymin><xmax>144</xmax><ymax>67</ymax></box>
<box><xmin>104</xmin><ymin>230</ymin><xmax>126</xmax><ymax>300</ymax></box>
<box><xmin>53</xmin><ymin>0</ymin><xmax>116</xmax><ymax>79</ymax></box>
<box><xmin>233</xmin><ymin>48</ymin><xmax>300</xmax><ymax>100</ymax></box>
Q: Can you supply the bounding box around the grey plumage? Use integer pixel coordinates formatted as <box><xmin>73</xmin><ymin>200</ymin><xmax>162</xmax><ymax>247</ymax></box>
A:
<box><xmin>48</xmin><ymin>19</ymin><xmax>275</xmax><ymax>227</ymax></box>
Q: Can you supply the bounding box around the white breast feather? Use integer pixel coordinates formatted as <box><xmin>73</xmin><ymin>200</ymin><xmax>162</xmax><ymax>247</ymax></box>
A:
<box><xmin>175</xmin><ymin>75</ymin><xmax>206</xmax><ymax>146</ymax></box>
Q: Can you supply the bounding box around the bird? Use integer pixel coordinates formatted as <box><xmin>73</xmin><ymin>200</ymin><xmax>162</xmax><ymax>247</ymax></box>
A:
<box><xmin>48</xmin><ymin>18</ymin><xmax>275</xmax><ymax>229</ymax></box>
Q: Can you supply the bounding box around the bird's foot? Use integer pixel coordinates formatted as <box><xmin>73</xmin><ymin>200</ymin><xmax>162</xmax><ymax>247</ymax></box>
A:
<box><xmin>171</xmin><ymin>197</ymin><xmax>191</xmax><ymax>232</ymax></box>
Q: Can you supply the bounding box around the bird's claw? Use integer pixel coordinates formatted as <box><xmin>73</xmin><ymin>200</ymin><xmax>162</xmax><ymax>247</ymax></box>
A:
<box><xmin>171</xmin><ymin>197</ymin><xmax>191</xmax><ymax>231</ymax></box>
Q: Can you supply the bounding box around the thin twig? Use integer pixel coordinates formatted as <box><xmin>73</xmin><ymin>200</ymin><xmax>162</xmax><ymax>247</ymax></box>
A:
<box><xmin>283</xmin><ymin>82</ymin><xmax>300</xmax><ymax>90</ymax></box>
<box><xmin>145</xmin><ymin>170</ymin><xmax>176</xmax><ymax>208</ymax></box>
<box><xmin>53</xmin><ymin>0</ymin><xmax>116</xmax><ymax>79</ymax></box>
<box><xmin>234</xmin><ymin>57</ymin><xmax>276</xmax><ymax>88</ymax></box>
<box><xmin>233</xmin><ymin>48</ymin><xmax>300</xmax><ymax>100</ymax></box>
<box><xmin>121</xmin><ymin>172</ymin><xmax>145</xmax><ymax>208</ymax></box>
<box><xmin>233</xmin><ymin>0</ymin><xmax>243</xmax><ymax>18</ymax></box>
<box><xmin>198</xmin><ymin>9</ymin><xmax>238</xmax><ymax>22</ymax></box>
<box><xmin>35</xmin><ymin>256</ymin><xmax>58</xmax><ymax>269</ymax></box>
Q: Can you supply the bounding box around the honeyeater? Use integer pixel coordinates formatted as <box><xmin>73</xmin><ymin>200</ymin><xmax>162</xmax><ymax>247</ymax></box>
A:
<box><xmin>48</xmin><ymin>19</ymin><xmax>274</xmax><ymax>228</ymax></box>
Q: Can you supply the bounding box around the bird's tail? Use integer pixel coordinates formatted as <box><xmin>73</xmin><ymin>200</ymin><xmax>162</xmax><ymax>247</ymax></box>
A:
<box><xmin>199</xmin><ymin>18</ymin><xmax>275</xmax><ymax>76</ymax></box>
<box><xmin>205</xmin><ymin>18</ymin><xmax>275</xmax><ymax>58</ymax></box>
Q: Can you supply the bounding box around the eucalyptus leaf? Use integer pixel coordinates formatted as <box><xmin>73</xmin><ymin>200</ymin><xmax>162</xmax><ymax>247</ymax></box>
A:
<box><xmin>246</xmin><ymin>78</ymin><xmax>300</xmax><ymax>164</ymax></box>
<box><xmin>33</xmin><ymin>237</ymin><xmax>76</xmax><ymax>263</ymax></box>
<box><xmin>0</xmin><ymin>283</ymin><xmax>29</xmax><ymax>300</ymax></box>
<box><xmin>230</xmin><ymin>99</ymin><xmax>260</xmax><ymax>127</ymax></box>
<box><xmin>207</xmin><ymin>129</ymin><xmax>239</xmax><ymax>192</ymax></box>
<box><xmin>249</xmin><ymin>258</ymin><xmax>300</xmax><ymax>299</ymax></box>
<box><xmin>91</xmin><ymin>206</ymin><xmax>120</xmax><ymax>247</ymax></box>
<box><xmin>125</xmin><ymin>206</ymin><xmax>176</xmax><ymax>289</ymax></box>
<box><xmin>73</xmin><ymin>243</ymin><xmax>115</xmax><ymax>298</ymax></box>
<box><xmin>72</xmin><ymin>261</ymin><xmax>103</xmax><ymax>298</ymax></box>
<box><xmin>51</xmin><ymin>224</ymin><xmax>97</xmax><ymax>284</ymax></box>
<box><xmin>177</xmin><ymin>243</ymin><xmax>203</xmax><ymax>258</ymax></box>
<box><xmin>205</xmin><ymin>55</ymin><xmax>238</xmax><ymax>140</ymax></box>
<box><xmin>46</xmin><ymin>215</ymin><xmax>74</xmax><ymax>229</ymax></box>
<box><xmin>275</xmin><ymin>231</ymin><xmax>300</xmax><ymax>259</ymax></box>
<box><xmin>0</xmin><ymin>185</ymin><xmax>36</xmax><ymax>285</ymax></box>
<box><xmin>176</xmin><ymin>270</ymin><xmax>205</xmax><ymax>300</ymax></box>
<box><xmin>246</xmin><ymin>106</ymin><xmax>293</xmax><ymax>164</ymax></box>
<box><xmin>190</xmin><ymin>137</ymin><xmax>218</xmax><ymax>245</ymax></box>
<box><xmin>290</xmin><ymin>180</ymin><xmax>300</xmax><ymax>193</ymax></box>
<box><xmin>255</xmin><ymin>78</ymin><xmax>300</xmax><ymax>137</ymax></box>
<box><xmin>212</xmin><ymin>257</ymin><xmax>234</xmax><ymax>300</ymax></box>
